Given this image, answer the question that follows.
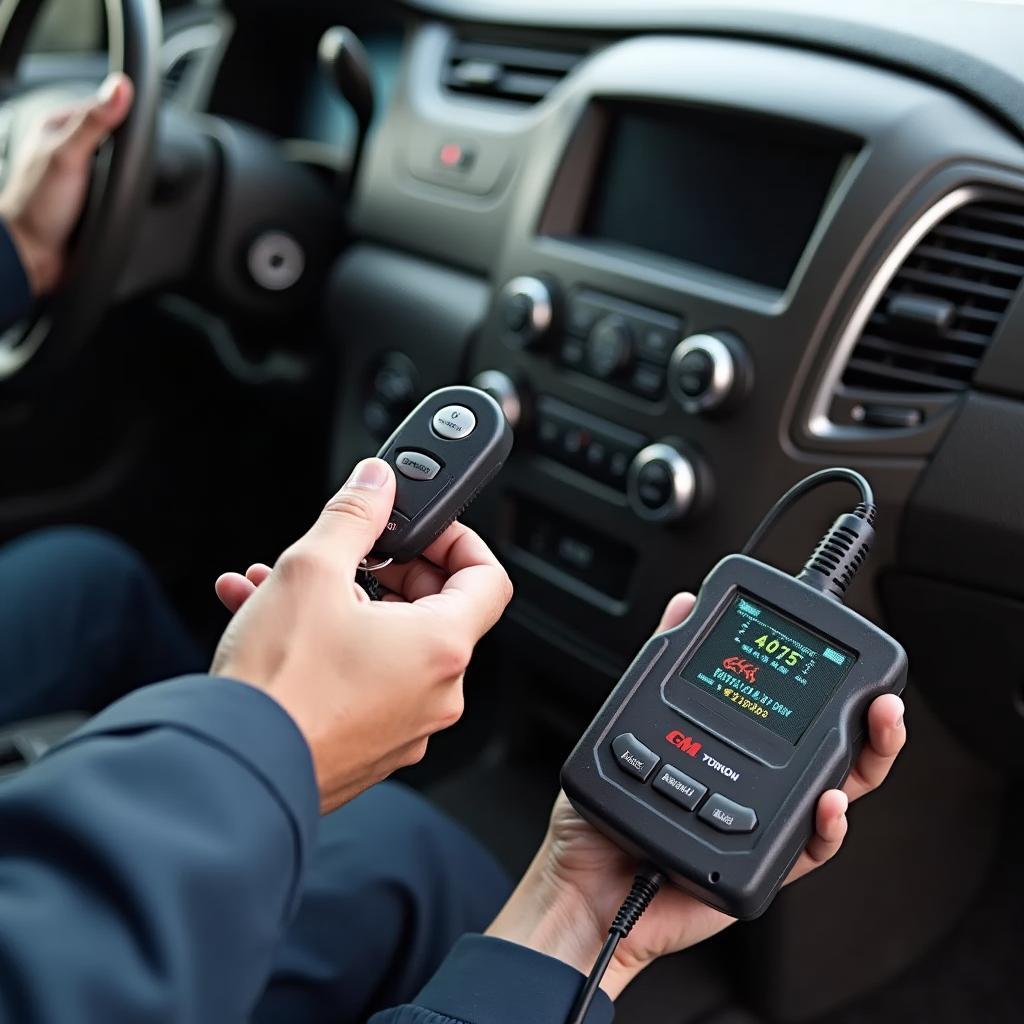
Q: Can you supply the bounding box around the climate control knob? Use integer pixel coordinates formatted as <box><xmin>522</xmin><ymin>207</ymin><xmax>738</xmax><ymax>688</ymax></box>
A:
<box><xmin>627</xmin><ymin>444</ymin><xmax>697</xmax><ymax>523</ymax></box>
<box><xmin>470</xmin><ymin>370</ymin><xmax>522</xmax><ymax>429</ymax></box>
<box><xmin>586</xmin><ymin>315</ymin><xmax>634</xmax><ymax>379</ymax></box>
<box><xmin>498</xmin><ymin>276</ymin><xmax>555</xmax><ymax>349</ymax></box>
<box><xmin>668</xmin><ymin>332</ymin><xmax>752</xmax><ymax>414</ymax></box>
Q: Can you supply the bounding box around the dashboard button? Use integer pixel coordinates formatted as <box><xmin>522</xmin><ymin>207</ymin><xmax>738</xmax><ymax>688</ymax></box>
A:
<box><xmin>537</xmin><ymin>416</ymin><xmax>560</xmax><ymax>448</ymax></box>
<box><xmin>627</xmin><ymin>444</ymin><xmax>698</xmax><ymax>523</ymax></box>
<box><xmin>674</xmin><ymin>350</ymin><xmax>715</xmax><ymax>399</ymax></box>
<box><xmin>567</xmin><ymin>291</ymin><xmax>607</xmax><ymax>337</ymax></box>
<box><xmin>611</xmin><ymin>733</ymin><xmax>659</xmax><ymax>782</ymax></box>
<box><xmin>608</xmin><ymin>450</ymin><xmax>631</xmax><ymax>484</ymax></box>
<box><xmin>560</xmin><ymin>337</ymin><xmax>586</xmax><ymax>369</ymax></box>
<box><xmin>498</xmin><ymin>277</ymin><xmax>555</xmax><ymax>349</ymax></box>
<box><xmin>637</xmin><ymin>326</ymin><xmax>677</xmax><ymax>365</ymax></box>
<box><xmin>630</xmin><ymin>363</ymin><xmax>666</xmax><ymax>399</ymax></box>
<box><xmin>396</xmin><ymin>451</ymin><xmax>442</xmax><ymax>481</ymax></box>
<box><xmin>652</xmin><ymin>765</ymin><xmax>708</xmax><ymax>811</ymax></box>
<box><xmin>637</xmin><ymin>460</ymin><xmax>673</xmax><ymax>510</ymax></box>
<box><xmin>698</xmin><ymin>793</ymin><xmax>758</xmax><ymax>833</ymax></box>
<box><xmin>432</xmin><ymin>405</ymin><xmax>477</xmax><ymax>440</ymax></box>
<box><xmin>503</xmin><ymin>294</ymin><xmax>532</xmax><ymax>333</ymax></box>
<box><xmin>587</xmin><ymin>316</ymin><xmax>633</xmax><ymax>379</ymax></box>
<box><xmin>669</xmin><ymin>333</ymin><xmax>752</xmax><ymax>414</ymax></box>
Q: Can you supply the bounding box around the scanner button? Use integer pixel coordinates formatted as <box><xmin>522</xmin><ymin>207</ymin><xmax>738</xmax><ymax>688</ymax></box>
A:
<box><xmin>611</xmin><ymin>733</ymin><xmax>659</xmax><ymax>782</ymax></box>
<box><xmin>699</xmin><ymin>794</ymin><xmax>758</xmax><ymax>834</ymax></box>
<box><xmin>396</xmin><ymin>451</ymin><xmax>442</xmax><ymax>481</ymax></box>
<box><xmin>652</xmin><ymin>765</ymin><xmax>708</xmax><ymax>811</ymax></box>
<box><xmin>432</xmin><ymin>405</ymin><xmax>477</xmax><ymax>440</ymax></box>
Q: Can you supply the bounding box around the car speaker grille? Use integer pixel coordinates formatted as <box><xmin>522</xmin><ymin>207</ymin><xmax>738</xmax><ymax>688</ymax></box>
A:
<box><xmin>841</xmin><ymin>198</ymin><xmax>1024</xmax><ymax>394</ymax></box>
<box><xmin>443</xmin><ymin>39</ymin><xmax>585</xmax><ymax>105</ymax></box>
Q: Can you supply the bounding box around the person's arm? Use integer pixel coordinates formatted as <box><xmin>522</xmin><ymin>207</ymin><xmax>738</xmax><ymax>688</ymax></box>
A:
<box><xmin>0</xmin><ymin>73</ymin><xmax>132</xmax><ymax>332</ymax></box>
<box><xmin>0</xmin><ymin>458</ymin><xmax>513</xmax><ymax>1021</ymax></box>
<box><xmin>0</xmin><ymin>675</ymin><xmax>319</xmax><ymax>1022</ymax></box>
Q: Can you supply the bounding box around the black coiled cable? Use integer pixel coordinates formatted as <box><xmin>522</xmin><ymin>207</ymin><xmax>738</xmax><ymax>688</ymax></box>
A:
<box><xmin>566</xmin><ymin>867</ymin><xmax>665</xmax><ymax>1024</ymax></box>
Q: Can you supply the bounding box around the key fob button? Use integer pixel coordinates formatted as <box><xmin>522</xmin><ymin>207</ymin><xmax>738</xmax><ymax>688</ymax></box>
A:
<box><xmin>396</xmin><ymin>451</ymin><xmax>442</xmax><ymax>481</ymax></box>
<box><xmin>432</xmin><ymin>405</ymin><xmax>477</xmax><ymax>440</ymax></box>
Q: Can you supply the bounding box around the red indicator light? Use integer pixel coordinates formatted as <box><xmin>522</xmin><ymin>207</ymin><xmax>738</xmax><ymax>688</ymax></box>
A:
<box><xmin>439</xmin><ymin>143</ymin><xmax>464</xmax><ymax>168</ymax></box>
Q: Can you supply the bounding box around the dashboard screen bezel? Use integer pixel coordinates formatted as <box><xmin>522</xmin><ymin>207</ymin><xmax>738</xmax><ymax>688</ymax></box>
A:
<box><xmin>538</xmin><ymin>98</ymin><xmax>861</xmax><ymax>297</ymax></box>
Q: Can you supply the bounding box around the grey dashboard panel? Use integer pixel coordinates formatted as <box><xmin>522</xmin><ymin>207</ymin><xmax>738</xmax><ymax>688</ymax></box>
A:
<box><xmin>398</xmin><ymin>0</ymin><xmax>1024</xmax><ymax>142</ymax></box>
<box><xmin>348</xmin><ymin>24</ymin><xmax>1024</xmax><ymax>660</ymax></box>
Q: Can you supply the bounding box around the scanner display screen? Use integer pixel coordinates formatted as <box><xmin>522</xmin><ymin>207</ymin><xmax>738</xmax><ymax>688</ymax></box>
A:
<box><xmin>680</xmin><ymin>593</ymin><xmax>857</xmax><ymax>744</ymax></box>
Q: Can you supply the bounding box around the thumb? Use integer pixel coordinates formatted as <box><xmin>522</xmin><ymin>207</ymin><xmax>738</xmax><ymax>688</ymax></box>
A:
<box><xmin>301</xmin><ymin>458</ymin><xmax>397</xmax><ymax>577</ymax></box>
<box><xmin>59</xmin><ymin>73</ymin><xmax>134</xmax><ymax>164</ymax></box>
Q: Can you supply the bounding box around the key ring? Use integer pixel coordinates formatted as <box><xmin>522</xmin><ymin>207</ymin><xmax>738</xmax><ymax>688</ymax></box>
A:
<box><xmin>359</xmin><ymin>556</ymin><xmax>394</xmax><ymax>573</ymax></box>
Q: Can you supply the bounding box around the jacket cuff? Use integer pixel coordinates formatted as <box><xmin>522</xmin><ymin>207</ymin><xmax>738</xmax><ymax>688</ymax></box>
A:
<box><xmin>413</xmin><ymin>934</ymin><xmax>614</xmax><ymax>1024</ymax></box>
<box><xmin>54</xmin><ymin>676</ymin><xmax>320</xmax><ymax>886</ymax></box>
<box><xmin>0</xmin><ymin>220</ymin><xmax>32</xmax><ymax>330</ymax></box>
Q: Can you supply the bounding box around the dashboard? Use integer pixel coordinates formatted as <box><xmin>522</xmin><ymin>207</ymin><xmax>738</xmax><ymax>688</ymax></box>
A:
<box><xmin>329</xmin><ymin>2</ymin><xmax>1024</xmax><ymax>706</ymax></box>
<box><xmin>317</xmin><ymin>9</ymin><xmax>1024</xmax><ymax>1007</ymax></box>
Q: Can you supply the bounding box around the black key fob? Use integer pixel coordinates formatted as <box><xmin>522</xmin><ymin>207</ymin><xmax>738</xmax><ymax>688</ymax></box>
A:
<box><xmin>371</xmin><ymin>385</ymin><xmax>514</xmax><ymax>563</ymax></box>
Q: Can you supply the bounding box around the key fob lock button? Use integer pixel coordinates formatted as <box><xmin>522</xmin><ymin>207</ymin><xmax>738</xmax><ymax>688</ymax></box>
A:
<box><xmin>432</xmin><ymin>405</ymin><xmax>477</xmax><ymax>440</ymax></box>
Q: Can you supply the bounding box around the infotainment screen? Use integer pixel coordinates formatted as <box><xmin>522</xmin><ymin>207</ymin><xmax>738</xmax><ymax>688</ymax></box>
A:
<box><xmin>579</xmin><ymin>103</ymin><xmax>857</xmax><ymax>290</ymax></box>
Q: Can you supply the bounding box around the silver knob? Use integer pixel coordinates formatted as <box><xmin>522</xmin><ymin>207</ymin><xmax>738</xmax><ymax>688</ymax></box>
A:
<box><xmin>668</xmin><ymin>333</ymin><xmax>750</xmax><ymax>414</ymax></box>
<box><xmin>498</xmin><ymin>276</ymin><xmax>554</xmax><ymax>348</ymax></box>
<box><xmin>471</xmin><ymin>370</ymin><xmax>522</xmax><ymax>428</ymax></box>
<box><xmin>627</xmin><ymin>444</ymin><xmax>697</xmax><ymax>523</ymax></box>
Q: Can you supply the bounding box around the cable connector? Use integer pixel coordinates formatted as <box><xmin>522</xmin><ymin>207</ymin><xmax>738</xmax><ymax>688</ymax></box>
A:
<box><xmin>610</xmin><ymin>868</ymin><xmax>664</xmax><ymax>939</ymax></box>
<box><xmin>797</xmin><ymin>504</ymin><xmax>876</xmax><ymax>601</ymax></box>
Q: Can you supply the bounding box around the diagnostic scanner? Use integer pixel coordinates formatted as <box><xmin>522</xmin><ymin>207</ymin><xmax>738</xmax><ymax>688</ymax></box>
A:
<box><xmin>561</xmin><ymin>470</ymin><xmax>907</xmax><ymax>921</ymax></box>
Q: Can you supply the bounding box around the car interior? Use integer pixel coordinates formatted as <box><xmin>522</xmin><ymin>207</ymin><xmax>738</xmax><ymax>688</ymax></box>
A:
<box><xmin>1</xmin><ymin>0</ymin><xmax>1022</xmax><ymax>1021</ymax></box>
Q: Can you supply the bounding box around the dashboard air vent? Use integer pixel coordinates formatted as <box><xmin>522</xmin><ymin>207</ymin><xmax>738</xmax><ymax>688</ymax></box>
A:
<box><xmin>444</xmin><ymin>39</ymin><xmax>584</xmax><ymax>105</ymax></box>
<box><xmin>842</xmin><ymin>198</ymin><xmax>1024</xmax><ymax>394</ymax></box>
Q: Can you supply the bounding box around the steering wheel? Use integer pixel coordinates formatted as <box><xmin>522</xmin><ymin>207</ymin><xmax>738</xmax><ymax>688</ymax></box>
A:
<box><xmin>0</xmin><ymin>0</ymin><xmax>161</xmax><ymax>382</ymax></box>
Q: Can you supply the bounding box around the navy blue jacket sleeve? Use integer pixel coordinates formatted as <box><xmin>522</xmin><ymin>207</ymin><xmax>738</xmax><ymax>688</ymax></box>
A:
<box><xmin>369</xmin><ymin>935</ymin><xmax>614</xmax><ymax>1024</ymax></box>
<box><xmin>0</xmin><ymin>221</ymin><xmax>31</xmax><ymax>331</ymax></box>
<box><xmin>0</xmin><ymin>675</ymin><xmax>319</xmax><ymax>1023</ymax></box>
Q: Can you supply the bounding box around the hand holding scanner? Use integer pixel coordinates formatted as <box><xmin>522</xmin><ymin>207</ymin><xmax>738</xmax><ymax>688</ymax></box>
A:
<box><xmin>562</xmin><ymin>469</ymin><xmax>907</xmax><ymax>923</ymax></box>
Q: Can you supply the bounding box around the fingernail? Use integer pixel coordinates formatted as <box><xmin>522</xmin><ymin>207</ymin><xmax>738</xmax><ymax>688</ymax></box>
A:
<box><xmin>98</xmin><ymin>74</ymin><xmax>120</xmax><ymax>106</ymax></box>
<box><xmin>346</xmin><ymin>458</ymin><xmax>390</xmax><ymax>490</ymax></box>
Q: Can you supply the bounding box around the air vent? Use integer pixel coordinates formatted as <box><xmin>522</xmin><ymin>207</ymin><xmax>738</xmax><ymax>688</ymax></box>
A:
<box><xmin>444</xmin><ymin>39</ymin><xmax>585</xmax><ymax>105</ymax></box>
<box><xmin>842</xmin><ymin>197</ymin><xmax>1024</xmax><ymax>394</ymax></box>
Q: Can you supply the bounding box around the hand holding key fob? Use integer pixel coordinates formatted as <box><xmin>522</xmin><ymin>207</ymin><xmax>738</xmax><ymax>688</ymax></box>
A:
<box><xmin>370</xmin><ymin>386</ymin><xmax>513</xmax><ymax>564</ymax></box>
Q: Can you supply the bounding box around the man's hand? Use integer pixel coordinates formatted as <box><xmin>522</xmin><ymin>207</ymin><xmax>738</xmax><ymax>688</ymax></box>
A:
<box><xmin>486</xmin><ymin>592</ymin><xmax>907</xmax><ymax>999</ymax></box>
<box><xmin>0</xmin><ymin>73</ymin><xmax>134</xmax><ymax>296</ymax></box>
<box><xmin>211</xmin><ymin>458</ymin><xmax>514</xmax><ymax>814</ymax></box>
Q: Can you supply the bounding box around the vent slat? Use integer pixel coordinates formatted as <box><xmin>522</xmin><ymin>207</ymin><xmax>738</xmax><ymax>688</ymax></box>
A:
<box><xmin>895</xmin><ymin>267</ymin><xmax>1018</xmax><ymax>302</ymax></box>
<box><xmin>844</xmin><ymin>358</ymin><xmax>973</xmax><ymax>393</ymax></box>
<box><xmin>932</xmin><ymin>223</ymin><xmax>1024</xmax><ymax>255</ymax></box>
<box><xmin>445</xmin><ymin>38</ymin><xmax>585</xmax><ymax>105</ymax></box>
<box><xmin>913</xmin><ymin>244</ymin><xmax>1024</xmax><ymax>278</ymax></box>
<box><xmin>840</xmin><ymin>196</ymin><xmax>1024</xmax><ymax>405</ymax></box>
<box><xmin>954</xmin><ymin>205</ymin><xmax>1024</xmax><ymax>233</ymax></box>
<box><xmin>856</xmin><ymin>335</ymin><xmax>982</xmax><ymax>371</ymax></box>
